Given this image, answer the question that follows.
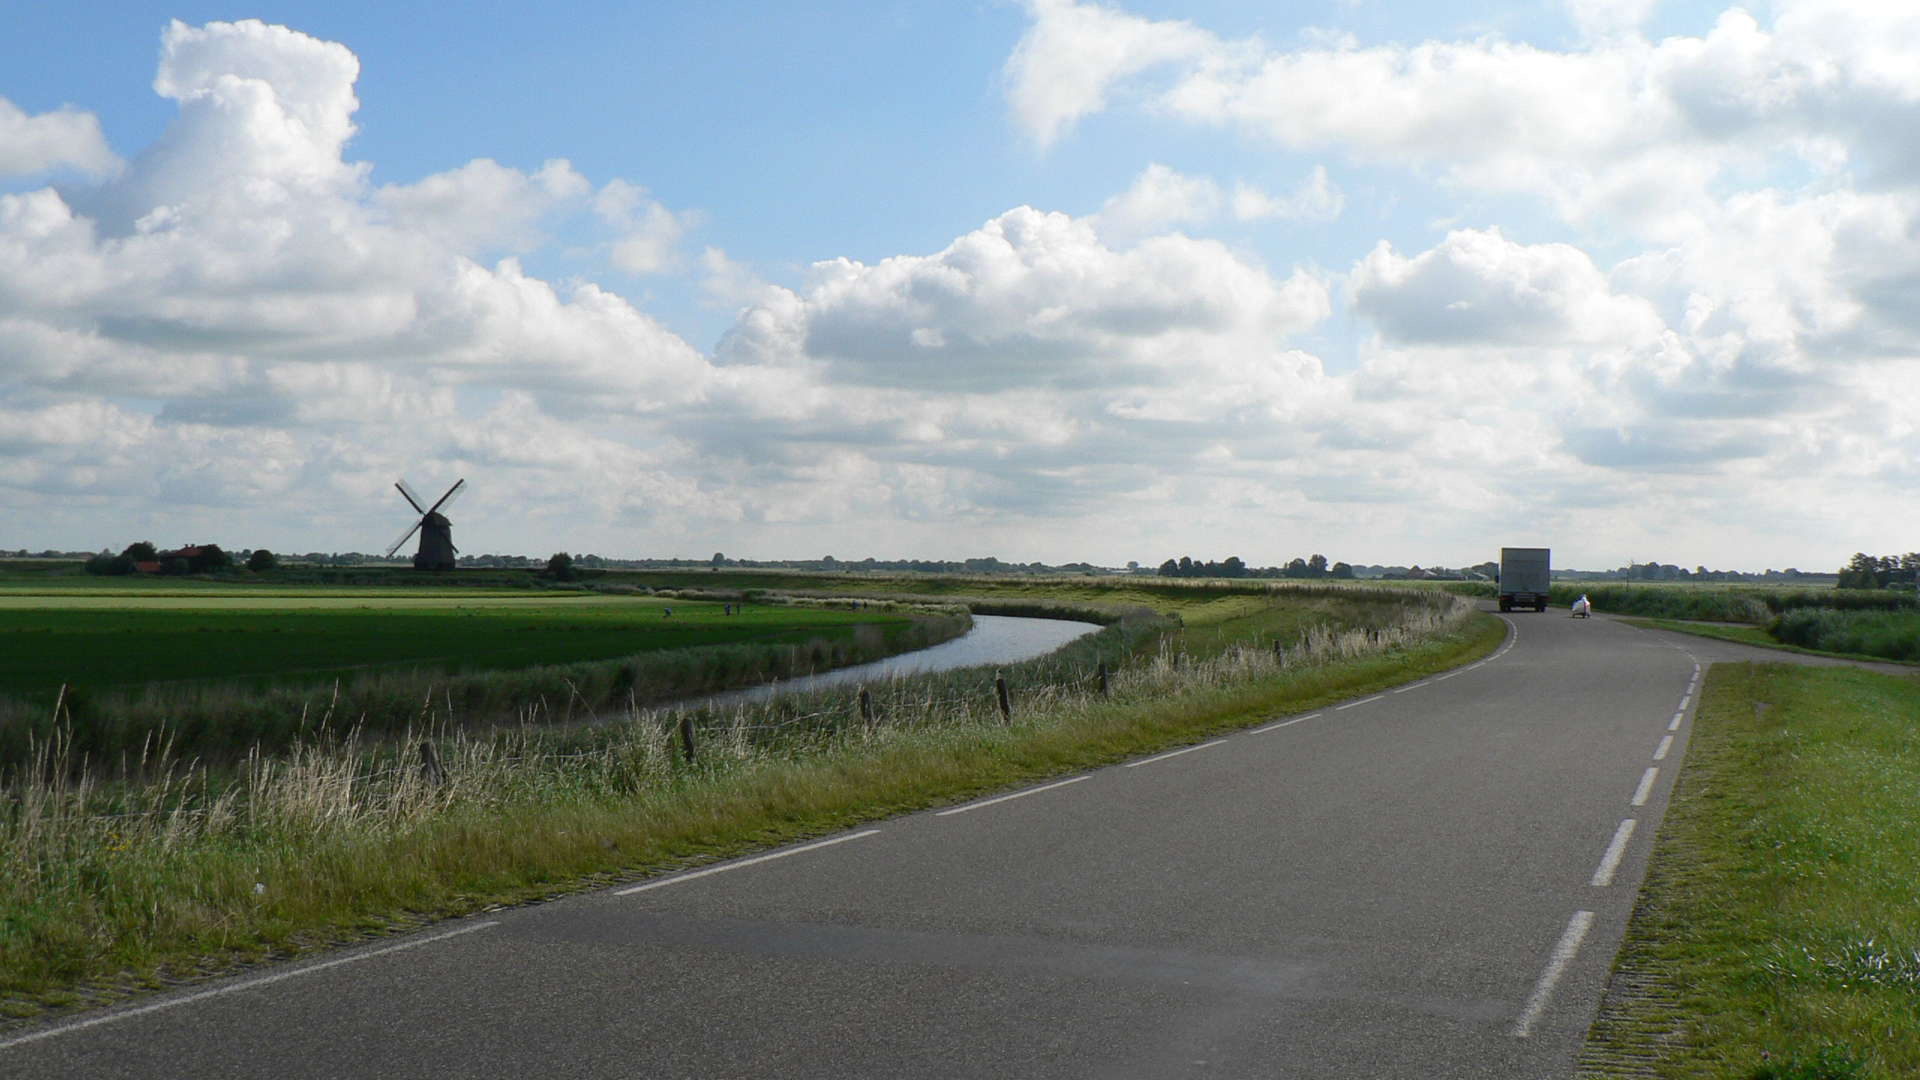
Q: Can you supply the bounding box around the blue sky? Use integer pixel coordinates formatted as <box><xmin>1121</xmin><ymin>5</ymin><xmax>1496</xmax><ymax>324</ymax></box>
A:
<box><xmin>0</xmin><ymin>1</ymin><xmax>1910</xmax><ymax>571</ymax></box>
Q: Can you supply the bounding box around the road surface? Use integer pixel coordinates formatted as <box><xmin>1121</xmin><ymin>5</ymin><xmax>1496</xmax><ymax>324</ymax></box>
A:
<box><xmin>2</xmin><ymin>610</ymin><xmax>1832</xmax><ymax>1078</ymax></box>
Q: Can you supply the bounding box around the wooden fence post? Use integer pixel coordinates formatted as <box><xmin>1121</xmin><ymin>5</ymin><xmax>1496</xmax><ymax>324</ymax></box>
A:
<box><xmin>418</xmin><ymin>740</ymin><xmax>445</xmax><ymax>786</ymax></box>
<box><xmin>678</xmin><ymin>714</ymin><xmax>697</xmax><ymax>765</ymax></box>
<box><xmin>995</xmin><ymin>676</ymin><xmax>1011</xmax><ymax>721</ymax></box>
<box><xmin>859</xmin><ymin>687</ymin><xmax>873</xmax><ymax>722</ymax></box>
<box><xmin>1097</xmin><ymin>661</ymin><xmax>1109</xmax><ymax>698</ymax></box>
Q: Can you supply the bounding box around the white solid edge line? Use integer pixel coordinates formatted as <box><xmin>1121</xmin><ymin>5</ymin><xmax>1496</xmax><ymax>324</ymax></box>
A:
<box><xmin>1124</xmin><ymin>739</ymin><xmax>1229</xmax><ymax>768</ymax></box>
<box><xmin>1251</xmin><ymin>713</ymin><xmax>1320</xmax><ymax>734</ymax></box>
<box><xmin>1668</xmin><ymin>713</ymin><xmax>1684</xmax><ymax>732</ymax></box>
<box><xmin>1392</xmin><ymin>682</ymin><xmax>1428</xmax><ymax>694</ymax></box>
<box><xmin>936</xmin><ymin>776</ymin><xmax>1087</xmax><ymax>816</ymax></box>
<box><xmin>1631</xmin><ymin>767</ymin><xmax>1659</xmax><ymax>807</ymax></box>
<box><xmin>0</xmin><ymin>920</ymin><xmax>499</xmax><ymax>1052</ymax></box>
<box><xmin>1654</xmin><ymin>735</ymin><xmax>1673</xmax><ymax>761</ymax></box>
<box><xmin>1510</xmin><ymin>910</ymin><xmax>1595</xmax><ymax>1038</ymax></box>
<box><xmin>1591</xmin><ymin>819</ymin><xmax>1638</xmax><ymax>887</ymax></box>
<box><xmin>1334</xmin><ymin>695</ymin><xmax>1385</xmax><ymax>711</ymax></box>
<box><xmin>616</xmin><ymin>830</ymin><xmax>881</xmax><ymax>896</ymax></box>
<box><xmin>1434</xmin><ymin>671</ymin><xmax>1458</xmax><ymax>680</ymax></box>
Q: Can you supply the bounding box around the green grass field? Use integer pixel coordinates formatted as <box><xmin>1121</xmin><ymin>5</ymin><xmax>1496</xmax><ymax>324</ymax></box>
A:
<box><xmin>1580</xmin><ymin>663</ymin><xmax>1920</xmax><ymax>1078</ymax></box>
<box><xmin>0</xmin><ymin>592</ymin><xmax>898</xmax><ymax>696</ymax></box>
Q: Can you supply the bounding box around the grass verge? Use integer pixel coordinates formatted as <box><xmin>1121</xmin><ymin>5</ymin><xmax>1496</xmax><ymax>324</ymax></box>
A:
<box><xmin>0</xmin><ymin>600</ymin><xmax>1500</xmax><ymax>1024</ymax></box>
<box><xmin>1577</xmin><ymin>663</ymin><xmax>1920</xmax><ymax>1079</ymax></box>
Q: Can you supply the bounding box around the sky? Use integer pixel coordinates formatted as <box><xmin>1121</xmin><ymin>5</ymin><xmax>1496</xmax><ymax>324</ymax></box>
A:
<box><xmin>1</xmin><ymin>0</ymin><xmax>1915</xmax><ymax>571</ymax></box>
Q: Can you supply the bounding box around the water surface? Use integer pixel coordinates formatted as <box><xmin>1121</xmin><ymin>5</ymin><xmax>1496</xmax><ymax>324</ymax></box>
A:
<box><xmin>713</xmin><ymin>614</ymin><xmax>1101</xmax><ymax>705</ymax></box>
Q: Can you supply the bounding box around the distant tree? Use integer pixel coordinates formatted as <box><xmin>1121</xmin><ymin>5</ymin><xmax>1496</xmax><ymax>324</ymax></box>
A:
<box><xmin>247</xmin><ymin>549</ymin><xmax>278</xmax><ymax>573</ymax></box>
<box><xmin>1158</xmin><ymin>559</ymin><xmax>1179</xmax><ymax>576</ymax></box>
<box><xmin>1837</xmin><ymin>552</ymin><xmax>1920</xmax><ymax>590</ymax></box>
<box><xmin>122</xmin><ymin>541</ymin><xmax>158</xmax><ymax>563</ymax></box>
<box><xmin>84</xmin><ymin>551</ymin><xmax>130</xmax><ymax>576</ymax></box>
<box><xmin>1283</xmin><ymin>558</ymin><xmax>1309</xmax><ymax>579</ymax></box>
<box><xmin>711</xmin><ymin>552</ymin><xmax>726</xmax><ymax>567</ymax></box>
<box><xmin>187</xmin><ymin>545</ymin><xmax>232</xmax><ymax>573</ymax></box>
<box><xmin>1221</xmin><ymin>556</ymin><xmax>1247</xmax><ymax>578</ymax></box>
<box><xmin>1307</xmin><ymin>554</ymin><xmax>1328</xmax><ymax>578</ymax></box>
<box><xmin>1330</xmin><ymin>561</ymin><xmax>1355</xmax><ymax>579</ymax></box>
<box><xmin>545</xmin><ymin>552</ymin><xmax>576</xmax><ymax>582</ymax></box>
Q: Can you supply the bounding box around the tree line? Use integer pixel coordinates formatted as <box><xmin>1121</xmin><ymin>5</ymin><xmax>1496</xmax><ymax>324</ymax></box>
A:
<box><xmin>1157</xmin><ymin>555</ymin><xmax>1355</xmax><ymax>580</ymax></box>
<box><xmin>1838</xmin><ymin>553</ymin><xmax>1920</xmax><ymax>590</ymax></box>
<box><xmin>84</xmin><ymin>541</ymin><xmax>277</xmax><ymax>576</ymax></box>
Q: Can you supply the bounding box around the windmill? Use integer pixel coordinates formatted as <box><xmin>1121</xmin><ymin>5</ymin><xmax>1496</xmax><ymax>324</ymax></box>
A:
<box><xmin>387</xmin><ymin>478</ymin><xmax>466</xmax><ymax>570</ymax></box>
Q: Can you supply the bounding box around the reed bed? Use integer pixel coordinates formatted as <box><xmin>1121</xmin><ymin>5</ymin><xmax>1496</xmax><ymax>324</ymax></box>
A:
<box><xmin>0</xmin><ymin>589</ymin><xmax>1483</xmax><ymax>1016</ymax></box>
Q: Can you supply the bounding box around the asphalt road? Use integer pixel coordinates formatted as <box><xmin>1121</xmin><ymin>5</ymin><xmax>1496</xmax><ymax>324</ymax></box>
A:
<box><xmin>4</xmin><ymin>610</ymin><xmax>1804</xmax><ymax>1078</ymax></box>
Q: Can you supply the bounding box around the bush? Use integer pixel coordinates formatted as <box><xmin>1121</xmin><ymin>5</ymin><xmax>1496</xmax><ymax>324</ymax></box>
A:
<box><xmin>1769</xmin><ymin>609</ymin><xmax>1920</xmax><ymax>661</ymax></box>
<box><xmin>83</xmin><ymin>553</ymin><xmax>131</xmax><ymax>576</ymax></box>
<box><xmin>246</xmin><ymin>549</ymin><xmax>278</xmax><ymax>573</ymax></box>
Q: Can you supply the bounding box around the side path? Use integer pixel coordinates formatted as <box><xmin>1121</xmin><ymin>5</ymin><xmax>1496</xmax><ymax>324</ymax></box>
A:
<box><xmin>1612</xmin><ymin>615</ymin><xmax>1918</xmax><ymax>675</ymax></box>
<box><xmin>5</xmin><ymin>609</ymin><xmax>1702</xmax><ymax>1079</ymax></box>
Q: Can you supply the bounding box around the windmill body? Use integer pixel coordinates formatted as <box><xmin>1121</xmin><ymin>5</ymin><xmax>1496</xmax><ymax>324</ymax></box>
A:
<box><xmin>415</xmin><ymin>511</ymin><xmax>456</xmax><ymax>570</ymax></box>
<box><xmin>388</xmin><ymin>479</ymin><xmax>465</xmax><ymax>571</ymax></box>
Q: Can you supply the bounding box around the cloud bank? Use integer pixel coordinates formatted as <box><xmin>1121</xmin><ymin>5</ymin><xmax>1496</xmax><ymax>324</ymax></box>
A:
<box><xmin>2</xmin><ymin>9</ymin><xmax>1918</xmax><ymax>567</ymax></box>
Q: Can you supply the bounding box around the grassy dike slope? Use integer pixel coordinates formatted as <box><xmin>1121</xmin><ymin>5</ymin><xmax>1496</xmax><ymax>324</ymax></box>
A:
<box><xmin>1579</xmin><ymin>664</ymin><xmax>1920</xmax><ymax>1079</ymax></box>
<box><xmin>1</xmin><ymin>604</ymin><xmax>1501</xmax><ymax>1023</ymax></box>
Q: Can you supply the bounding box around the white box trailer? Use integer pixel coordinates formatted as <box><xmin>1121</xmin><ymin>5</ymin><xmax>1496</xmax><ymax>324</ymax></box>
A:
<box><xmin>1499</xmin><ymin>547</ymin><xmax>1551</xmax><ymax>612</ymax></box>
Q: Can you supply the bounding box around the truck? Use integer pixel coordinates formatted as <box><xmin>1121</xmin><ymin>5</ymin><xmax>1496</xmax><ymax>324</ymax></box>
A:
<box><xmin>1499</xmin><ymin>547</ymin><xmax>1551</xmax><ymax>612</ymax></box>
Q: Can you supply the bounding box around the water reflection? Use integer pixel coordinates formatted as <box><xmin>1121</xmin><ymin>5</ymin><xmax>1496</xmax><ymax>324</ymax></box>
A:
<box><xmin>712</xmin><ymin>614</ymin><xmax>1101</xmax><ymax>705</ymax></box>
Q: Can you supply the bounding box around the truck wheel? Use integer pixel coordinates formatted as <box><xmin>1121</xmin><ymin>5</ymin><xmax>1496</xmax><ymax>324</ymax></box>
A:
<box><xmin>1499</xmin><ymin>599</ymin><xmax>1511</xmax><ymax>612</ymax></box>
<box><xmin>1535</xmin><ymin>601</ymin><xmax>1546</xmax><ymax>612</ymax></box>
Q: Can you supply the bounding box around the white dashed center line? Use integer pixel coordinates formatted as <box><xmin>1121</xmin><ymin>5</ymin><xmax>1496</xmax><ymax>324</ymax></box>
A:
<box><xmin>1654</xmin><ymin>735</ymin><xmax>1673</xmax><ymax>761</ymax></box>
<box><xmin>1335</xmin><ymin>695</ymin><xmax>1384</xmax><ymax>711</ymax></box>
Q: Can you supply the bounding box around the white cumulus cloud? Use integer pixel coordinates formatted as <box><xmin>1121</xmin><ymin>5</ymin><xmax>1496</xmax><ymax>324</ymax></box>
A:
<box><xmin>0</xmin><ymin>100</ymin><xmax>119</xmax><ymax>179</ymax></box>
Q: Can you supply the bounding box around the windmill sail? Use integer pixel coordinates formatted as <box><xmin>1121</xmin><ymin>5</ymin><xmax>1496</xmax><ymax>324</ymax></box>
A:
<box><xmin>395</xmin><ymin>480</ymin><xmax>428</xmax><ymax>515</ymax></box>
